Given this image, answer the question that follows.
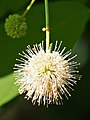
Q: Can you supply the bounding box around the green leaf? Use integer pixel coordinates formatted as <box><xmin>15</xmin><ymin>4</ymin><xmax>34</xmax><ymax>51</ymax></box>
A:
<box><xmin>50</xmin><ymin>1</ymin><xmax>90</xmax><ymax>48</ymax></box>
<box><xmin>0</xmin><ymin>74</ymin><xmax>18</xmax><ymax>106</ymax></box>
<box><xmin>0</xmin><ymin>1</ymin><xmax>90</xmax><ymax>106</ymax></box>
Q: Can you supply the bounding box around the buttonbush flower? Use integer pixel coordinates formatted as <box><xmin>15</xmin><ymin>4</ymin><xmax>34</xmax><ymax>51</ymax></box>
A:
<box><xmin>14</xmin><ymin>41</ymin><xmax>81</xmax><ymax>107</ymax></box>
<box><xmin>5</xmin><ymin>14</ymin><xmax>27</xmax><ymax>38</ymax></box>
<box><xmin>4</xmin><ymin>0</ymin><xmax>35</xmax><ymax>39</ymax></box>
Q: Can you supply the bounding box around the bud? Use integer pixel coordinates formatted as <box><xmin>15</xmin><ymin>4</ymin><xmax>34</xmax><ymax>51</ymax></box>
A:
<box><xmin>5</xmin><ymin>14</ymin><xmax>27</xmax><ymax>38</ymax></box>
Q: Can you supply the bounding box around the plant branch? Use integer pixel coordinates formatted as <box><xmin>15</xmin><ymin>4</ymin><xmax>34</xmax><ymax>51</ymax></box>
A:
<box><xmin>22</xmin><ymin>0</ymin><xmax>35</xmax><ymax>17</ymax></box>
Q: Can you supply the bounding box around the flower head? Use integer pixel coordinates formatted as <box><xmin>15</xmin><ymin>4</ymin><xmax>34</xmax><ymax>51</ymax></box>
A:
<box><xmin>5</xmin><ymin>14</ymin><xmax>27</xmax><ymax>38</ymax></box>
<box><xmin>14</xmin><ymin>41</ymin><xmax>81</xmax><ymax>107</ymax></box>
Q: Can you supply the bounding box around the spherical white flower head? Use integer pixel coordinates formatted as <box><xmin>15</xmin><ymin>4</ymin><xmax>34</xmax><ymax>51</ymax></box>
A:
<box><xmin>14</xmin><ymin>41</ymin><xmax>81</xmax><ymax>107</ymax></box>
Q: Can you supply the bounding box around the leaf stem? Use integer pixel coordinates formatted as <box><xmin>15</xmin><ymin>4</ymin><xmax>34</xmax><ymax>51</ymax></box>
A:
<box><xmin>22</xmin><ymin>0</ymin><xmax>35</xmax><ymax>17</ymax></box>
<box><xmin>44</xmin><ymin>0</ymin><xmax>50</xmax><ymax>51</ymax></box>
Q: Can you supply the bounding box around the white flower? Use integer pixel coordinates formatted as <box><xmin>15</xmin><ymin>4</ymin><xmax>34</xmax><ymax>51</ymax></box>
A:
<box><xmin>14</xmin><ymin>41</ymin><xmax>81</xmax><ymax>107</ymax></box>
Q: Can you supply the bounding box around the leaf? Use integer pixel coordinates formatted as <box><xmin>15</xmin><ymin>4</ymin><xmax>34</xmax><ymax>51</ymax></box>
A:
<box><xmin>50</xmin><ymin>1</ymin><xmax>90</xmax><ymax>48</ymax></box>
<box><xmin>0</xmin><ymin>1</ymin><xmax>90</xmax><ymax>106</ymax></box>
<box><xmin>0</xmin><ymin>74</ymin><xmax>18</xmax><ymax>106</ymax></box>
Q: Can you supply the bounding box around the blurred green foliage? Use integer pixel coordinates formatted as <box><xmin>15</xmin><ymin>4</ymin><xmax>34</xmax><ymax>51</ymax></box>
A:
<box><xmin>0</xmin><ymin>0</ymin><xmax>90</xmax><ymax>120</ymax></box>
<box><xmin>0</xmin><ymin>74</ymin><xmax>18</xmax><ymax>106</ymax></box>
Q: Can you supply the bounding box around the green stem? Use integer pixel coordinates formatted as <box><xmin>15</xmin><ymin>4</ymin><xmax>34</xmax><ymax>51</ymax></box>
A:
<box><xmin>44</xmin><ymin>0</ymin><xmax>50</xmax><ymax>51</ymax></box>
<box><xmin>22</xmin><ymin>0</ymin><xmax>35</xmax><ymax>17</ymax></box>
<box><xmin>45</xmin><ymin>0</ymin><xmax>49</xmax><ymax>28</ymax></box>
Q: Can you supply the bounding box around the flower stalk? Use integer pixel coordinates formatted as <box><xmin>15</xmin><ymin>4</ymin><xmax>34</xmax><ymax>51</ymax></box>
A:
<box><xmin>44</xmin><ymin>0</ymin><xmax>50</xmax><ymax>51</ymax></box>
<box><xmin>22</xmin><ymin>0</ymin><xmax>35</xmax><ymax>17</ymax></box>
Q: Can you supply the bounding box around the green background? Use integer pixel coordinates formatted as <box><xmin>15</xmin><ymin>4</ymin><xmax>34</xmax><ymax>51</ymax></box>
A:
<box><xmin>0</xmin><ymin>0</ymin><xmax>90</xmax><ymax>120</ymax></box>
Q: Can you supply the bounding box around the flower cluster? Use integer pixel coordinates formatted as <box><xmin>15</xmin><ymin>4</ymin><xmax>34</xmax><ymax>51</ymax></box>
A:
<box><xmin>5</xmin><ymin>14</ymin><xmax>27</xmax><ymax>38</ymax></box>
<box><xmin>14</xmin><ymin>41</ymin><xmax>81</xmax><ymax>107</ymax></box>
